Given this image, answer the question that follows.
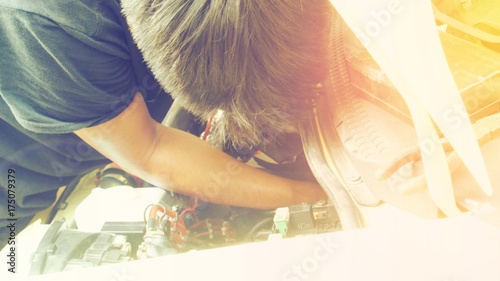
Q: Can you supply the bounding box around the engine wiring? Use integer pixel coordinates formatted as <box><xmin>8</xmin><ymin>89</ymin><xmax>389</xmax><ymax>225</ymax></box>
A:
<box><xmin>179</xmin><ymin>198</ymin><xmax>199</xmax><ymax>219</ymax></box>
<box><xmin>140</xmin><ymin>200</ymin><xmax>237</xmax><ymax>255</ymax></box>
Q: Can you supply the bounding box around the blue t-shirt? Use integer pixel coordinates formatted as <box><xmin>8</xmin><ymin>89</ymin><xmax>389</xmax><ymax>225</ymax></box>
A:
<box><xmin>0</xmin><ymin>0</ymin><xmax>172</xmax><ymax>243</ymax></box>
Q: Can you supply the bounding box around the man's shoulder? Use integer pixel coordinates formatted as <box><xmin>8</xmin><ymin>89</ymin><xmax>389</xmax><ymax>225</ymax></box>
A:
<box><xmin>0</xmin><ymin>0</ymin><xmax>120</xmax><ymax>37</ymax></box>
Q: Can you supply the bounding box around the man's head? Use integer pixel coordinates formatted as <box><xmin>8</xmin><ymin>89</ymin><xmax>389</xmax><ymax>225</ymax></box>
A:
<box><xmin>122</xmin><ymin>0</ymin><xmax>332</xmax><ymax>148</ymax></box>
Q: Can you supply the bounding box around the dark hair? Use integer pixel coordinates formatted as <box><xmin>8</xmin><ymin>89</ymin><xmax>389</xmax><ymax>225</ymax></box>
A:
<box><xmin>122</xmin><ymin>0</ymin><xmax>332</xmax><ymax>148</ymax></box>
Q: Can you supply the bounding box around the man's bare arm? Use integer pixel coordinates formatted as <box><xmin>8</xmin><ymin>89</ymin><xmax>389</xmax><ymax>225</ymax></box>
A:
<box><xmin>75</xmin><ymin>93</ymin><xmax>327</xmax><ymax>209</ymax></box>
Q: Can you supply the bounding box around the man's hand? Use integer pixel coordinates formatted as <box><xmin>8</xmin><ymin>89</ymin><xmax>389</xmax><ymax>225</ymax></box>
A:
<box><xmin>75</xmin><ymin>92</ymin><xmax>327</xmax><ymax>209</ymax></box>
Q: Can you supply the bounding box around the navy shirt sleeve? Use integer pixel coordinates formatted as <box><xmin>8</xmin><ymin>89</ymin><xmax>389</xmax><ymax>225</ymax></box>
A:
<box><xmin>0</xmin><ymin>4</ymin><xmax>137</xmax><ymax>134</ymax></box>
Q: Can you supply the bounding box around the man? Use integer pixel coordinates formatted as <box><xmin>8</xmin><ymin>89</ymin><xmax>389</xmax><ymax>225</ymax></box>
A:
<box><xmin>0</xmin><ymin>0</ymin><xmax>331</xmax><ymax>249</ymax></box>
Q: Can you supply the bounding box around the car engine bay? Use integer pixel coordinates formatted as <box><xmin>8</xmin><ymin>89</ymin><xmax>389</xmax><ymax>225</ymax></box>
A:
<box><xmin>19</xmin><ymin>0</ymin><xmax>500</xmax><ymax>276</ymax></box>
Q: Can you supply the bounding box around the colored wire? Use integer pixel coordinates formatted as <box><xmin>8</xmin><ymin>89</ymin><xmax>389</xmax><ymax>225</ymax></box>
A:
<box><xmin>202</xmin><ymin>116</ymin><xmax>214</xmax><ymax>141</ymax></box>
<box><xmin>179</xmin><ymin>199</ymin><xmax>198</xmax><ymax>218</ymax></box>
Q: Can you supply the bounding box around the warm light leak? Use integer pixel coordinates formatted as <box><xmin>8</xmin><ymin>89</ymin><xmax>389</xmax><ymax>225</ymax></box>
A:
<box><xmin>327</xmin><ymin>0</ymin><xmax>494</xmax><ymax>217</ymax></box>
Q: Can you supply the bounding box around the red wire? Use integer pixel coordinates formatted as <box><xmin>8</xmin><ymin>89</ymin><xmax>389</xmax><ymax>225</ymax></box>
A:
<box><xmin>202</xmin><ymin>116</ymin><xmax>214</xmax><ymax>141</ymax></box>
<box><xmin>179</xmin><ymin>199</ymin><xmax>199</xmax><ymax>218</ymax></box>
<box><xmin>148</xmin><ymin>204</ymin><xmax>165</xmax><ymax>219</ymax></box>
